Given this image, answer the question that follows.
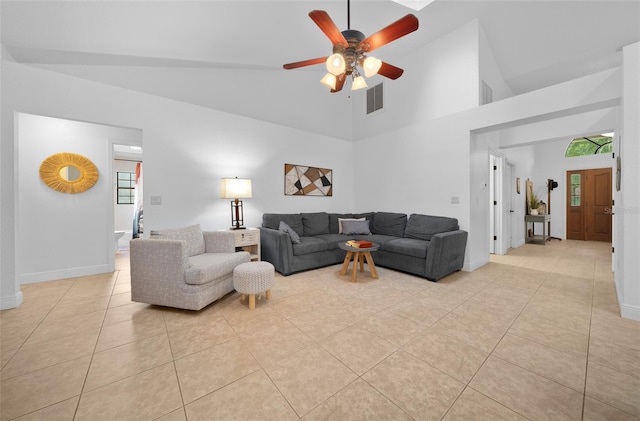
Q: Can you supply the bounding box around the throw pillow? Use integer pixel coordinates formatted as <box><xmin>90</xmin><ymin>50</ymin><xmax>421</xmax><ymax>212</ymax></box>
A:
<box><xmin>279</xmin><ymin>220</ymin><xmax>301</xmax><ymax>244</ymax></box>
<box><xmin>338</xmin><ymin>217</ymin><xmax>365</xmax><ymax>234</ymax></box>
<box><xmin>341</xmin><ymin>220</ymin><xmax>371</xmax><ymax>235</ymax></box>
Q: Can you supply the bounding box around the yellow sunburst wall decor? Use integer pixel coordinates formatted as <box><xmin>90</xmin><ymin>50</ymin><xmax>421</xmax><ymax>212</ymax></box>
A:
<box><xmin>39</xmin><ymin>152</ymin><xmax>99</xmax><ymax>194</ymax></box>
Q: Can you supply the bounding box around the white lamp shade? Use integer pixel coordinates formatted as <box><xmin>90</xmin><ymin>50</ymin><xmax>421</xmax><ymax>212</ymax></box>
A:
<box><xmin>325</xmin><ymin>54</ymin><xmax>346</xmax><ymax>76</ymax></box>
<box><xmin>351</xmin><ymin>75</ymin><xmax>368</xmax><ymax>90</ymax></box>
<box><xmin>221</xmin><ymin>178</ymin><xmax>252</xmax><ymax>199</ymax></box>
<box><xmin>320</xmin><ymin>73</ymin><xmax>337</xmax><ymax>90</ymax></box>
<box><xmin>363</xmin><ymin>56</ymin><xmax>382</xmax><ymax>78</ymax></box>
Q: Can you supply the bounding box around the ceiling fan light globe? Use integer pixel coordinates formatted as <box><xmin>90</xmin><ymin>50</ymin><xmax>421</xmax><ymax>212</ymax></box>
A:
<box><xmin>320</xmin><ymin>73</ymin><xmax>337</xmax><ymax>90</ymax></box>
<box><xmin>363</xmin><ymin>56</ymin><xmax>382</xmax><ymax>78</ymax></box>
<box><xmin>351</xmin><ymin>76</ymin><xmax>368</xmax><ymax>91</ymax></box>
<box><xmin>326</xmin><ymin>53</ymin><xmax>346</xmax><ymax>76</ymax></box>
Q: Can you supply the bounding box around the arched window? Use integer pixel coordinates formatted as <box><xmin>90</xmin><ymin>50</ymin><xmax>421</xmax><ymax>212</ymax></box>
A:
<box><xmin>565</xmin><ymin>134</ymin><xmax>613</xmax><ymax>157</ymax></box>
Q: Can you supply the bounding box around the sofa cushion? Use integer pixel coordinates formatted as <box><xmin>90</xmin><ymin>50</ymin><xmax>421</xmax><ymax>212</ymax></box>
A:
<box><xmin>404</xmin><ymin>214</ymin><xmax>459</xmax><ymax>241</ymax></box>
<box><xmin>292</xmin><ymin>237</ymin><xmax>329</xmax><ymax>256</ymax></box>
<box><xmin>353</xmin><ymin>212</ymin><xmax>375</xmax><ymax>222</ymax></box>
<box><xmin>150</xmin><ymin>224</ymin><xmax>205</xmax><ymax>257</ymax></box>
<box><xmin>341</xmin><ymin>220</ymin><xmax>371</xmax><ymax>235</ymax></box>
<box><xmin>185</xmin><ymin>252</ymin><xmax>248</xmax><ymax>285</ymax></box>
<box><xmin>385</xmin><ymin>238</ymin><xmax>429</xmax><ymax>258</ymax></box>
<box><xmin>355</xmin><ymin>234</ymin><xmax>398</xmax><ymax>248</ymax></box>
<box><xmin>314</xmin><ymin>234</ymin><xmax>345</xmax><ymax>250</ymax></box>
<box><xmin>279</xmin><ymin>221</ymin><xmax>301</xmax><ymax>244</ymax></box>
<box><xmin>370</xmin><ymin>212</ymin><xmax>407</xmax><ymax>237</ymax></box>
<box><xmin>263</xmin><ymin>213</ymin><xmax>304</xmax><ymax>237</ymax></box>
<box><xmin>302</xmin><ymin>212</ymin><xmax>330</xmax><ymax>236</ymax></box>
<box><xmin>329</xmin><ymin>213</ymin><xmax>353</xmax><ymax>234</ymax></box>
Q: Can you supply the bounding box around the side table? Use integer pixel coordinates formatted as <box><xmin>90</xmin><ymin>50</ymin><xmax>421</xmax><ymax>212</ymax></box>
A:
<box><xmin>232</xmin><ymin>228</ymin><xmax>260</xmax><ymax>261</ymax></box>
<box><xmin>338</xmin><ymin>242</ymin><xmax>380</xmax><ymax>282</ymax></box>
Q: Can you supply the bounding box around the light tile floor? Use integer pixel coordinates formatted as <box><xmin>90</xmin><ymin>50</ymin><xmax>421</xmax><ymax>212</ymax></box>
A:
<box><xmin>1</xmin><ymin>240</ymin><xmax>639</xmax><ymax>420</ymax></box>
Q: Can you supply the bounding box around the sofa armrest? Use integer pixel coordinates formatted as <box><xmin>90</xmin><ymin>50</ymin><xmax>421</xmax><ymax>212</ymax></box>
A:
<box><xmin>259</xmin><ymin>227</ymin><xmax>294</xmax><ymax>275</ymax></box>
<box><xmin>203</xmin><ymin>231</ymin><xmax>235</xmax><ymax>253</ymax></box>
<box><xmin>130</xmin><ymin>239</ymin><xmax>190</xmax><ymax>302</ymax></box>
<box><xmin>425</xmin><ymin>230</ymin><xmax>468</xmax><ymax>281</ymax></box>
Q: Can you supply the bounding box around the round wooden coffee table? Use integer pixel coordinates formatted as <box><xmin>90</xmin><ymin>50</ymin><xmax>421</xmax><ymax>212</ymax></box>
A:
<box><xmin>338</xmin><ymin>242</ymin><xmax>380</xmax><ymax>282</ymax></box>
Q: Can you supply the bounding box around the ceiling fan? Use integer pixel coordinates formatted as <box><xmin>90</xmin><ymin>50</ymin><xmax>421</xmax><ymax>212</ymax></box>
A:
<box><xmin>283</xmin><ymin>0</ymin><xmax>419</xmax><ymax>93</ymax></box>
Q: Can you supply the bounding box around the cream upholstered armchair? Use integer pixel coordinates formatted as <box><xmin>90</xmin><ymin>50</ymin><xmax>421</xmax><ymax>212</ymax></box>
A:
<box><xmin>130</xmin><ymin>224</ymin><xmax>249</xmax><ymax>310</ymax></box>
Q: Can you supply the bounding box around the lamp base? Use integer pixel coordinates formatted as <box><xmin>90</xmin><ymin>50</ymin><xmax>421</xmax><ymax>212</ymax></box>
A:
<box><xmin>231</xmin><ymin>226</ymin><xmax>247</xmax><ymax>230</ymax></box>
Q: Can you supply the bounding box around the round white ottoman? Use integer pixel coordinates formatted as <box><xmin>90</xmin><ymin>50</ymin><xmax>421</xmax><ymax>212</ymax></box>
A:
<box><xmin>233</xmin><ymin>261</ymin><xmax>274</xmax><ymax>310</ymax></box>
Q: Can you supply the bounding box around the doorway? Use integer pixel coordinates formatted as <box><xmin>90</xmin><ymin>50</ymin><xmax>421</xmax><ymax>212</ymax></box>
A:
<box><xmin>566</xmin><ymin>167</ymin><xmax>612</xmax><ymax>241</ymax></box>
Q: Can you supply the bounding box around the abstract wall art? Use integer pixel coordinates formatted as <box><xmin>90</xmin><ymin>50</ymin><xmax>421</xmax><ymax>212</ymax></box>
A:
<box><xmin>284</xmin><ymin>164</ymin><xmax>332</xmax><ymax>196</ymax></box>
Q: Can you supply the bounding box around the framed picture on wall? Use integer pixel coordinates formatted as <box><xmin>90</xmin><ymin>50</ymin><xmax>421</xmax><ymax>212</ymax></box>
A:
<box><xmin>284</xmin><ymin>164</ymin><xmax>333</xmax><ymax>196</ymax></box>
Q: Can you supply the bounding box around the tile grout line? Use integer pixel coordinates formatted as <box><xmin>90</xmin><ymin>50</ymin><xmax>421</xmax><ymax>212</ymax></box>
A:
<box><xmin>72</xmin><ymin>269</ymin><xmax>120</xmax><ymax>420</ymax></box>
<box><xmin>160</xmin><ymin>308</ymin><xmax>188</xmax><ymax>420</ymax></box>
<box><xmin>580</xmin><ymin>256</ymin><xmax>597</xmax><ymax>421</ymax></box>
<box><xmin>447</xmin><ymin>250</ymin><xmax>560</xmax><ymax>420</ymax></box>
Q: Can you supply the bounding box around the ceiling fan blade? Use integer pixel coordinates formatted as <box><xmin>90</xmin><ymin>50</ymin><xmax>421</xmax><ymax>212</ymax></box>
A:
<box><xmin>283</xmin><ymin>56</ymin><xmax>328</xmax><ymax>70</ymax></box>
<box><xmin>331</xmin><ymin>74</ymin><xmax>347</xmax><ymax>93</ymax></box>
<box><xmin>309</xmin><ymin>10</ymin><xmax>349</xmax><ymax>47</ymax></box>
<box><xmin>378</xmin><ymin>62</ymin><xmax>404</xmax><ymax>80</ymax></box>
<box><xmin>359</xmin><ymin>14</ymin><xmax>419</xmax><ymax>52</ymax></box>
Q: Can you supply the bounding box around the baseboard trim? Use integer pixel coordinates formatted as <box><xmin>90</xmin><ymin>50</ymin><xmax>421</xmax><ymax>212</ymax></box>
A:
<box><xmin>19</xmin><ymin>264</ymin><xmax>111</xmax><ymax>285</ymax></box>
<box><xmin>0</xmin><ymin>291</ymin><xmax>24</xmax><ymax>310</ymax></box>
<box><xmin>620</xmin><ymin>303</ymin><xmax>640</xmax><ymax>322</ymax></box>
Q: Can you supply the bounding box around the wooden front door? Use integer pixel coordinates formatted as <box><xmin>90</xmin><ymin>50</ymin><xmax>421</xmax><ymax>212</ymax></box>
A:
<box><xmin>566</xmin><ymin>168</ymin><xmax>612</xmax><ymax>241</ymax></box>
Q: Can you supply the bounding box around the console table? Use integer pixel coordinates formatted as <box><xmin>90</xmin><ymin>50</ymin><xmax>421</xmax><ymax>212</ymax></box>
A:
<box><xmin>525</xmin><ymin>214</ymin><xmax>551</xmax><ymax>245</ymax></box>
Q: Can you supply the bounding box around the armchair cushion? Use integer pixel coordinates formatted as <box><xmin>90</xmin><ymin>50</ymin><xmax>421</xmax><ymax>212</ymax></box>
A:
<box><xmin>185</xmin><ymin>252</ymin><xmax>251</xmax><ymax>285</ymax></box>
<box><xmin>150</xmin><ymin>224</ymin><xmax>205</xmax><ymax>257</ymax></box>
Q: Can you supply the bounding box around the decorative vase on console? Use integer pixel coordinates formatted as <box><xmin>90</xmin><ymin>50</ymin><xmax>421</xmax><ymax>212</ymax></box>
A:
<box><xmin>529</xmin><ymin>192</ymin><xmax>540</xmax><ymax>215</ymax></box>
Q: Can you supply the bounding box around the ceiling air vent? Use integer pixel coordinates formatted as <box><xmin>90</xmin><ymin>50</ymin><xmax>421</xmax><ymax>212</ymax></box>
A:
<box><xmin>366</xmin><ymin>83</ymin><xmax>384</xmax><ymax>116</ymax></box>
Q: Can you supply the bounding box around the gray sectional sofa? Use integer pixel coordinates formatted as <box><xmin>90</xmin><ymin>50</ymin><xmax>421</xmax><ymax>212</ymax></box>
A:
<box><xmin>259</xmin><ymin>212</ymin><xmax>468</xmax><ymax>281</ymax></box>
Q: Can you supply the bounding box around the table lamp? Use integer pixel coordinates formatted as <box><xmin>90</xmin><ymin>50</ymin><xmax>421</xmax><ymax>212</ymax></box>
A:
<box><xmin>220</xmin><ymin>177</ymin><xmax>252</xmax><ymax>230</ymax></box>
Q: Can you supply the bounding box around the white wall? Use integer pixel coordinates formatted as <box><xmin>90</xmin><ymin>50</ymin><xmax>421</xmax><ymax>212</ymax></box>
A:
<box><xmin>479</xmin><ymin>24</ymin><xmax>515</xmax><ymax>103</ymax></box>
<box><xmin>31</xmin><ymin>65</ymin><xmax>355</xmax><ymax>142</ymax></box>
<box><xmin>351</xmin><ymin>20</ymin><xmax>481</xmax><ymax>140</ymax></box>
<box><xmin>16</xmin><ymin>113</ymin><xmax>142</xmax><ymax>284</ymax></box>
<box><xmin>618</xmin><ymin>42</ymin><xmax>640</xmax><ymax>320</ymax></box>
<box><xmin>0</xmin><ymin>41</ymin><xmax>19</xmax><ymax>309</ymax></box>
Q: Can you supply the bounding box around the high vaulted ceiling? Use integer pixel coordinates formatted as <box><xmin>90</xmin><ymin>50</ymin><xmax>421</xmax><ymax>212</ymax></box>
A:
<box><xmin>2</xmin><ymin>0</ymin><xmax>639</xmax><ymax>138</ymax></box>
